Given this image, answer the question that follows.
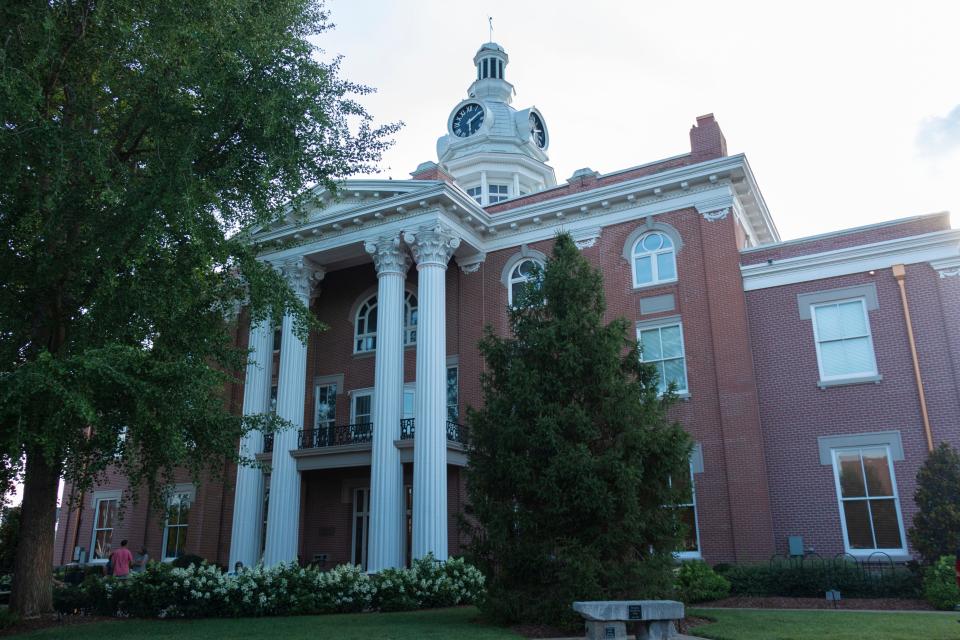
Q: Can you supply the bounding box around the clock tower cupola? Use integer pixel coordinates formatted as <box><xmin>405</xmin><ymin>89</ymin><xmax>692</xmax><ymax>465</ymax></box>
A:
<box><xmin>436</xmin><ymin>42</ymin><xmax>557</xmax><ymax>206</ymax></box>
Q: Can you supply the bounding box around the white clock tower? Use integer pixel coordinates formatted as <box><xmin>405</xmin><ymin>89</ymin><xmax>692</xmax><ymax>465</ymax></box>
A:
<box><xmin>436</xmin><ymin>42</ymin><xmax>557</xmax><ymax>205</ymax></box>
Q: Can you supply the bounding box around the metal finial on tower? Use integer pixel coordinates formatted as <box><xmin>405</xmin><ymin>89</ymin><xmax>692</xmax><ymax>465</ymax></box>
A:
<box><xmin>488</xmin><ymin>16</ymin><xmax>493</xmax><ymax>42</ymax></box>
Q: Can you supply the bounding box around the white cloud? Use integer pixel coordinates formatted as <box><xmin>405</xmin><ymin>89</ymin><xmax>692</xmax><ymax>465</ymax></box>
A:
<box><xmin>917</xmin><ymin>105</ymin><xmax>960</xmax><ymax>157</ymax></box>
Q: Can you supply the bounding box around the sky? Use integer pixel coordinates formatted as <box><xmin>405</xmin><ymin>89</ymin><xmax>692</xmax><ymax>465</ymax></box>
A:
<box><xmin>315</xmin><ymin>0</ymin><xmax>960</xmax><ymax>241</ymax></box>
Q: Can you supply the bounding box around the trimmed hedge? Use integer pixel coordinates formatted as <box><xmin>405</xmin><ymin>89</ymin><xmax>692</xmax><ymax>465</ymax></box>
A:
<box><xmin>53</xmin><ymin>555</ymin><xmax>485</xmax><ymax>618</ymax></box>
<box><xmin>716</xmin><ymin>561</ymin><xmax>921</xmax><ymax>599</ymax></box>
<box><xmin>674</xmin><ymin>561</ymin><xmax>731</xmax><ymax>603</ymax></box>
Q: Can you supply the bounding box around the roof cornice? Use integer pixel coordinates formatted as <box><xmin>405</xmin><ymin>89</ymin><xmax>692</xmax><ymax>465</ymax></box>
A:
<box><xmin>741</xmin><ymin>229</ymin><xmax>960</xmax><ymax>291</ymax></box>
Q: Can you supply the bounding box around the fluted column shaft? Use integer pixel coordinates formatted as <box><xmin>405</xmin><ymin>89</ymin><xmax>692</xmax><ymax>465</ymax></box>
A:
<box><xmin>229</xmin><ymin>319</ymin><xmax>274</xmax><ymax>569</ymax></box>
<box><xmin>365</xmin><ymin>236</ymin><xmax>410</xmax><ymax>572</ymax></box>
<box><xmin>405</xmin><ymin>225</ymin><xmax>460</xmax><ymax>561</ymax></box>
<box><xmin>263</xmin><ymin>257</ymin><xmax>323</xmax><ymax>566</ymax></box>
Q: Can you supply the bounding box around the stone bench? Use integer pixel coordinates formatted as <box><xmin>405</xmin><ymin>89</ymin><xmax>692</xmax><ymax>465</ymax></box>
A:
<box><xmin>572</xmin><ymin>600</ymin><xmax>684</xmax><ymax>640</ymax></box>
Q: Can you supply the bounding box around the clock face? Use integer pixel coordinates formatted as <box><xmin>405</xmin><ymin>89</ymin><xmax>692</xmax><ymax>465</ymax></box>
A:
<box><xmin>452</xmin><ymin>103</ymin><xmax>485</xmax><ymax>138</ymax></box>
<box><xmin>529</xmin><ymin>113</ymin><xmax>546</xmax><ymax>148</ymax></box>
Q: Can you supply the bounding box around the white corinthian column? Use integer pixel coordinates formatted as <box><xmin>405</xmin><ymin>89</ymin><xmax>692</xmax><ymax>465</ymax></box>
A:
<box><xmin>229</xmin><ymin>318</ymin><xmax>274</xmax><ymax>569</ymax></box>
<box><xmin>404</xmin><ymin>224</ymin><xmax>460</xmax><ymax>561</ymax></box>
<box><xmin>262</xmin><ymin>256</ymin><xmax>323</xmax><ymax>566</ymax></box>
<box><xmin>365</xmin><ymin>235</ymin><xmax>410</xmax><ymax>572</ymax></box>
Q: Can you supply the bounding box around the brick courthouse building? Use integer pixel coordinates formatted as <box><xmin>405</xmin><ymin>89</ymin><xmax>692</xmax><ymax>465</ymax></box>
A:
<box><xmin>53</xmin><ymin>43</ymin><xmax>960</xmax><ymax>571</ymax></box>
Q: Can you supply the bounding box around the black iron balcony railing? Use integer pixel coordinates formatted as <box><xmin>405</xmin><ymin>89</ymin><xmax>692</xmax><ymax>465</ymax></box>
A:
<box><xmin>290</xmin><ymin>418</ymin><xmax>468</xmax><ymax>450</ymax></box>
<box><xmin>298</xmin><ymin>422</ymin><xmax>374</xmax><ymax>449</ymax></box>
<box><xmin>399</xmin><ymin>418</ymin><xmax>467</xmax><ymax>444</ymax></box>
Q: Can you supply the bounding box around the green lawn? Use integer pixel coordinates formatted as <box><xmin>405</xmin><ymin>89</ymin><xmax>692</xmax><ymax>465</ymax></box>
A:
<box><xmin>14</xmin><ymin>607</ymin><xmax>522</xmax><ymax>640</ymax></box>
<box><xmin>13</xmin><ymin>606</ymin><xmax>960</xmax><ymax>640</ymax></box>
<box><xmin>689</xmin><ymin>608</ymin><xmax>960</xmax><ymax>640</ymax></box>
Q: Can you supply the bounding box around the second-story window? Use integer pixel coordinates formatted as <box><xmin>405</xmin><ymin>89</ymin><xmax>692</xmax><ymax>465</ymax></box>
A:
<box><xmin>508</xmin><ymin>258</ymin><xmax>543</xmax><ymax>306</ymax></box>
<box><xmin>466</xmin><ymin>186</ymin><xmax>482</xmax><ymax>204</ymax></box>
<box><xmin>810</xmin><ymin>298</ymin><xmax>878</xmax><ymax>383</ymax></box>
<box><xmin>632</xmin><ymin>231</ymin><xmax>677</xmax><ymax>287</ymax></box>
<box><xmin>354</xmin><ymin>293</ymin><xmax>418</xmax><ymax>353</ymax></box>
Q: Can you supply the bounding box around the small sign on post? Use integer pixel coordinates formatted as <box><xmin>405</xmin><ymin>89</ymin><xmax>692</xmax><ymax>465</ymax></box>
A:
<box><xmin>826</xmin><ymin>589</ymin><xmax>841</xmax><ymax>609</ymax></box>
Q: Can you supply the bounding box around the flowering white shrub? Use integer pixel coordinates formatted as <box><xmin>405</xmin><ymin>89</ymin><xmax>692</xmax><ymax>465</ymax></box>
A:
<box><xmin>54</xmin><ymin>555</ymin><xmax>485</xmax><ymax>619</ymax></box>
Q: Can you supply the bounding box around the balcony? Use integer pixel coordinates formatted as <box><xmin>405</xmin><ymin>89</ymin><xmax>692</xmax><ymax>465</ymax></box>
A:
<box><xmin>256</xmin><ymin>419</ymin><xmax>468</xmax><ymax>471</ymax></box>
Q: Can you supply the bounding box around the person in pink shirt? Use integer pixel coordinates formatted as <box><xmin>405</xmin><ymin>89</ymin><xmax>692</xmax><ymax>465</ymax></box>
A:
<box><xmin>109</xmin><ymin>539</ymin><xmax>134</xmax><ymax>578</ymax></box>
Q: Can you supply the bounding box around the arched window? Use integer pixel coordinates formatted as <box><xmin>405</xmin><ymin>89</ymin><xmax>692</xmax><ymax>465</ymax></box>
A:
<box><xmin>404</xmin><ymin>291</ymin><xmax>417</xmax><ymax>345</ymax></box>
<box><xmin>508</xmin><ymin>258</ymin><xmax>542</xmax><ymax>306</ymax></box>
<box><xmin>354</xmin><ymin>296</ymin><xmax>377</xmax><ymax>353</ymax></box>
<box><xmin>632</xmin><ymin>231</ymin><xmax>677</xmax><ymax>287</ymax></box>
<box><xmin>354</xmin><ymin>292</ymin><xmax>418</xmax><ymax>353</ymax></box>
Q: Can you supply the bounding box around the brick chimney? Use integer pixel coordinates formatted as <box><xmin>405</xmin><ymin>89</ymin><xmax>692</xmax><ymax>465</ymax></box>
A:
<box><xmin>409</xmin><ymin>161</ymin><xmax>455</xmax><ymax>183</ymax></box>
<box><xmin>689</xmin><ymin>114</ymin><xmax>727</xmax><ymax>162</ymax></box>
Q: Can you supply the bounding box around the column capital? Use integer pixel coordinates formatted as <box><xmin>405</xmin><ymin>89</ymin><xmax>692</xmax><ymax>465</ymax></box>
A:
<box><xmin>364</xmin><ymin>235</ymin><xmax>411</xmax><ymax>276</ymax></box>
<box><xmin>278</xmin><ymin>256</ymin><xmax>324</xmax><ymax>301</ymax></box>
<box><xmin>403</xmin><ymin>224</ymin><xmax>461</xmax><ymax>268</ymax></box>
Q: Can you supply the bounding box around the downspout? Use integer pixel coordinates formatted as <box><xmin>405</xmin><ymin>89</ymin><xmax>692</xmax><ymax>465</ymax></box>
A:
<box><xmin>891</xmin><ymin>264</ymin><xmax>934</xmax><ymax>452</ymax></box>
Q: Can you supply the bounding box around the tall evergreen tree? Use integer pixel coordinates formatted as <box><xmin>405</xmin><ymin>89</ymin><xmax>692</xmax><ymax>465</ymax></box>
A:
<box><xmin>909</xmin><ymin>443</ymin><xmax>960</xmax><ymax>564</ymax></box>
<box><xmin>0</xmin><ymin>0</ymin><xmax>398</xmax><ymax>615</ymax></box>
<box><xmin>465</xmin><ymin>233</ymin><xmax>693</xmax><ymax>627</ymax></box>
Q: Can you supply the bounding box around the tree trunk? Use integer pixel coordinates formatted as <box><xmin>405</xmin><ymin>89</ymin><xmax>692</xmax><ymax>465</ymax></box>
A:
<box><xmin>9</xmin><ymin>448</ymin><xmax>61</xmax><ymax>617</ymax></box>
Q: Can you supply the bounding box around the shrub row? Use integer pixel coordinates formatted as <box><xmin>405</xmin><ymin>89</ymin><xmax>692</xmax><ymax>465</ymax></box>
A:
<box><xmin>674</xmin><ymin>561</ymin><xmax>731</xmax><ymax>604</ymax></box>
<box><xmin>715</xmin><ymin>561</ymin><xmax>921</xmax><ymax>599</ymax></box>
<box><xmin>923</xmin><ymin>555</ymin><xmax>959</xmax><ymax>610</ymax></box>
<box><xmin>53</xmin><ymin>555</ymin><xmax>485</xmax><ymax>618</ymax></box>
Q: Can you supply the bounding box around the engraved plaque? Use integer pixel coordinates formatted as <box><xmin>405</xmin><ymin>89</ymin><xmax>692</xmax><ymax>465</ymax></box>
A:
<box><xmin>628</xmin><ymin>605</ymin><xmax>643</xmax><ymax>620</ymax></box>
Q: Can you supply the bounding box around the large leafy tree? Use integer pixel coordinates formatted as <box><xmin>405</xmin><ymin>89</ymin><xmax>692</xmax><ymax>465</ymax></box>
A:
<box><xmin>465</xmin><ymin>233</ymin><xmax>693</xmax><ymax>627</ymax></box>
<box><xmin>909</xmin><ymin>443</ymin><xmax>960</xmax><ymax>565</ymax></box>
<box><xmin>0</xmin><ymin>0</ymin><xmax>398</xmax><ymax>616</ymax></box>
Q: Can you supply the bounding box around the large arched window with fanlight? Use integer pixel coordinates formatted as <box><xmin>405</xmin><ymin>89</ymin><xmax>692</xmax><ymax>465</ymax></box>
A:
<box><xmin>631</xmin><ymin>231</ymin><xmax>677</xmax><ymax>287</ymax></box>
<box><xmin>508</xmin><ymin>258</ymin><xmax>543</xmax><ymax>306</ymax></box>
<box><xmin>354</xmin><ymin>292</ymin><xmax>418</xmax><ymax>353</ymax></box>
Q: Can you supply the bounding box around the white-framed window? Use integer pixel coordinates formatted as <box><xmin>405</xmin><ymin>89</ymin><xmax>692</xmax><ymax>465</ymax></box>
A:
<box><xmin>314</xmin><ymin>381</ymin><xmax>338</xmax><ymax>429</ymax></box>
<box><xmin>354</xmin><ymin>293</ymin><xmax>418</xmax><ymax>354</ymax></box>
<box><xmin>447</xmin><ymin>365</ymin><xmax>459</xmax><ymax>421</ymax></box>
<box><xmin>810</xmin><ymin>298</ymin><xmax>878</xmax><ymax>382</ymax></box>
<box><xmin>488</xmin><ymin>184</ymin><xmax>509</xmax><ymax>204</ymax></box>
<box><xmin>162</xmin><ymin>487</ymin><xmax>194</xmax><ymax>561</ymax></box>
<box><xmin>638</xmin><ymin>322</ymin><xmax>688</xmax><ymax>395</ymax></box>
<box><xmin>351</xmin><ymin>487</ymin><xmax>370</xmax><ymax>569</ymax></box>
<box><xmin>352</xmin><ymin>391</ymin><xmax>373</xmax><ymax>425</ymax></box>
<box><xmin>670</xmin><ymin>464</ymin><xmax>700</xmax><ymax>558</ymax></box>
<box><xmin>631</xmin><ymin>231</ymin><xmax>677</xmax><ymax>287</ymax></box>
<box><xmin>831</xmin><ymin>446</ymin><xmax>906</xmax><ymax>555</ymax></box>
<box><xmin>404</xmin><ymin>291</ymin><xmax>418</xmax><ymax>345</ymax></box>
<box><xmin>466</xmin><ymin>186</ymin><xmax>482</xmax><ymax>204</ymax></box>
<box><xmin>90</xmin><ymin>495</ymin><xmax>119</xmax><ymax>561</ymax></box>
<box><xmin>508</xmin><ymin>258</ymin><xmax>542</xmax><ymax>306</ymax></box>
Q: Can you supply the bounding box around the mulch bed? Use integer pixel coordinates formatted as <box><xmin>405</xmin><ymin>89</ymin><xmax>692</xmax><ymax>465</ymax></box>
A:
<box><xmin>0</xmin><ymin>614</ymin><xmax>112</xmax><ymax>637</ymax></box>
<box><xmin>697</xmin><ymin>596</ymin><xmax>935</xmax><ymax>611</ymax></box>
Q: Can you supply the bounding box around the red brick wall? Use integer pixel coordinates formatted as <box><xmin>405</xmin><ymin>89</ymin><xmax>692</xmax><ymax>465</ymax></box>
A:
<box><xmin>745</xmin><ymin>264</ymin><xmax>960</xmax><ymax>557</ymax></box>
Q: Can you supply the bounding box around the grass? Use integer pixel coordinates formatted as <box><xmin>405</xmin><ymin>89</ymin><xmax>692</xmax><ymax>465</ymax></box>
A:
<box><xmin>13</xmin><ymin>607</ymin><xmax>522</xmax><ymax>639</ymax></box>
<box><xmin>689</xmin><ymin>608</ymin><xmax>960</xmax><ymax>640</ymax></box>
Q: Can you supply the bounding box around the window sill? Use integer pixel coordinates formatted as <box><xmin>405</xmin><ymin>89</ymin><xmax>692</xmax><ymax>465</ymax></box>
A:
<box><xmin>817</xmin><ymin>374</ymin><xmax>882</xmax><ymax>389</ymax></box>
<box><xmin>632</xmin><ymin>279</ymin><xmax>678</xmax><ymax>293</ymax></box>
<box><xmin>845</xmin><ymin>550</ymin><xmax>910</xmax><ymax>562</ymax></box>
